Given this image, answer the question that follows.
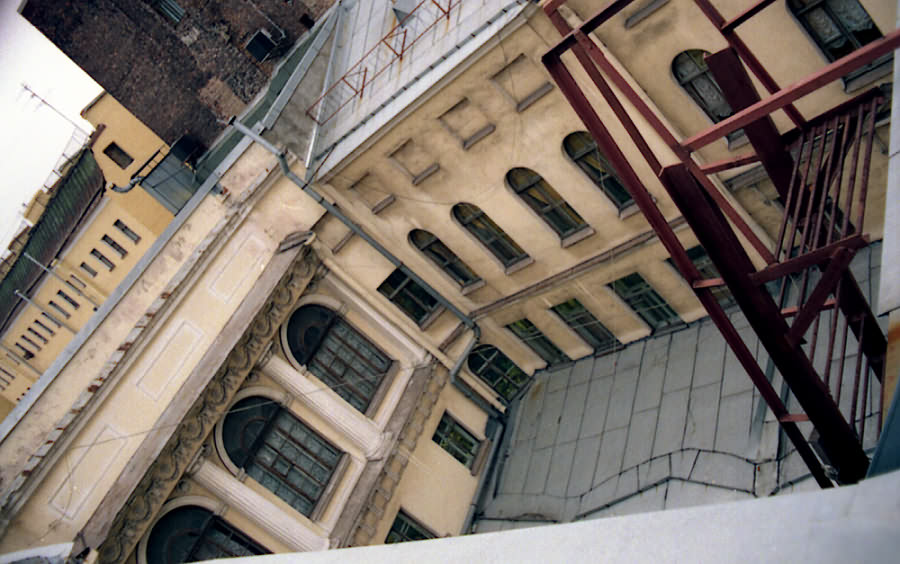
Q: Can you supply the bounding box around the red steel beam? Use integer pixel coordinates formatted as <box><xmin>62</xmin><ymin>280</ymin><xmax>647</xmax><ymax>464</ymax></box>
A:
<box><xmin>785</xmin><ymin>247</ymin><xmax>854</xmax><ymax>346</ymax></box>
<box><xmin>658</xmin><ymin>163</ymin><xmax>869</xmax><ymax>483</ymax></box>
<box><xmin>749</xmin><ymin>235</ymin><xmax>868</xmax><ymax>285</ymax></box>
<box><xmin>705</xmin><ymin>47</ymin><xmax>797</xmax><ymax>200</ymax></box>
<box><xmin>546</xmin><ymin>0</ymin><xmax>639</xmax><ymax>57</ymax></box>
<box><xmin>682</xmin><ymin>28</ymin><xmax>900</xmax><ymax>151</ymax></box>
<box><xmin>698</xmin><ymin>153</ymin><xmax>759</xmax><ymax>174</ymax></box>
<box><xmin>721</xmin><ymin>0</ymin><xmax>778</xmax><ymax>34</ymax></box>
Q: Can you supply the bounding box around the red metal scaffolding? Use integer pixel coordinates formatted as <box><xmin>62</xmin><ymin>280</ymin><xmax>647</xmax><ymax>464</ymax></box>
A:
<box><xmin>542</xmin><ymin>0</ymin><xmax>898</xmax><ymax>485</ymax></box>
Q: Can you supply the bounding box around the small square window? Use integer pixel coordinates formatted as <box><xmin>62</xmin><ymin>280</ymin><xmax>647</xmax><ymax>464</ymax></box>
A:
<box><xmin>386</xmin><ymin>511</ymin><xmax>435</xmax><ymax>544</ymax></box>
<box><xmin>246</xmin><ymin>30</ymin><xmax>276</xmax><ymax>62</ymax></box>
<box><xmin>103</xmin><ymin>142</ymin><xmax>133</xmax><ymax>169</ymax></box>
<box><xmin>432</xmin><ymin>413</ymin><xmax>481</xmax><ymax>469</ymax></box>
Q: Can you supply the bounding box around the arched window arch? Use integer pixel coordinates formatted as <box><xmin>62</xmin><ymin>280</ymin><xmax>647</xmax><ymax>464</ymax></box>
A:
<box><xmin>788</xmin><ymin>0</ymin><xmax>882</xmax><ymax>63</ymax></box>
<box><xmin>146</xmin><ymin>505</ymin><xmax>268</xmax><ymax>563</ymax></box>
<box><xmin>284</xmin><ymin>305</ymin><xmax>392</xmax><ymax>413</ymax></box>
<box><xmin>672</xmin><ymin>50</ymin><xmax>735</xmax><ymax>126</ymax></box>
<box><xmin>563</xmin><ymin>132</ymin><xmax>633</xmax><ymax>211</ymax></box>
<box><xmin>409</xmin><ymin>229</ymin><xmax>481</xmax><ymax>288</ymax></box>
<box><xmin>452</xmin><ymin>203</ymin><xmax>529</xmax><ymax>268</ymax></box>
<box><xmin>467</xmin><ymin>344</ymin><xmax>529</xmax><ymax>401</ymax></box>
<box><xmin>506</xmin><ymin>167</ymin><xmax>587</xmax><ymax>238</ymax></box>
<box><xmin>222</xmin><ymin>396</ymin><xmax>343</xmax><ymax>517</ymax></box>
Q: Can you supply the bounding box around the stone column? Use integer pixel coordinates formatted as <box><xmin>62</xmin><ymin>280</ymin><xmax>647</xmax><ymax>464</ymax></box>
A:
<box><xmin>261</xmin><ymin>355</ymin><xmax>390</xmax><ymax>459</ymax></box>
<box><xmin>191</xmin><ymin>458</ymin><xmax>329</xmax><ymax>552</ymax></box>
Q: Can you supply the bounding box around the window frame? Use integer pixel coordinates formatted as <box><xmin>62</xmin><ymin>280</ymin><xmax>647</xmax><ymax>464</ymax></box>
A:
<box><xmin>218</xmin><ymin>394</ymin><xmax>346</xmax><ymax>520</ymax></box>
<box><xmin>467</xmin><ymin>344</ymin><xmax>530</xmax><ymax>403</ymax></box>
<box><xmin>551</xmin><ymin>297</ymin><xmax>621</xmax><ymax>356</ymax></box>
<box><xmin>409</xmin><ymin>229</ymin><xmax>482</xmax><ymax>292</ymax></box>
<box><xmin>506</xmin><ymin>167</ymin><xmax>590</xmax><ymax>242</ymax></box>
<box><xmin>506</xmin><ymin>318</ymin><xmax>571</xmax><ymax>367</ymax></box>
<box><xmin>431</xmin><ymin>412</ymin><xmax>482</xmax><ymax>469</ymax></box>
<box><xmin>377</xmin><ymin>268</ymin><xmax>443</xmax><ymax>327</ymax></box>
<box><xmin>281</xmin><ymin>304</ymin><xmax>394</xmax><ymax>416</ymax></box>
<box><xmin>385</xmin><ymin>510</ymin><xmax>437</xmax><ymax>544</ymax></box>
<box><xmin>666</xmin><ymin>245</ymin><xmax>736</xmax><ymax>309</ymax></box>
<box><xmin>562</xmin><ymin>131</ymin><xmax>635</xmax><ymax>213</ymax></box>
<box><xmin>609</xmin><ymin>272</ymin><xmax>683</xmax><ymax>332</ymax></box>
<box><xmin>452</xmin><ymin>203</ymin><xmax>531</xmax><ymax>272</ymax></box>
<box><xmin>671</xmin><ymin>50</ymin><xmax>743</xmax><ymax>143</ymax></box>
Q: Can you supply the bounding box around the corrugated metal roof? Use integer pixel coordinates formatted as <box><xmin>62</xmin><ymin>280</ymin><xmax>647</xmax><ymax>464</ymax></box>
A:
<box><xmin>0</xmin><ymin>149</ymin><xmax>105</xmax><ymax>333</ymax></box>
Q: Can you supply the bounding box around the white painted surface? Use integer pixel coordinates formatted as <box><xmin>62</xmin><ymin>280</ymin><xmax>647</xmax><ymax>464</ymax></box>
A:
<box><xmin>199</xmin><ymin>469</ymin><xmax>900</xmax><ymax>564</ymax></box>
<box><xmin>877</xmin><ymin>6</ymin><xmax>900</xmax><ymax>314</ymax></box>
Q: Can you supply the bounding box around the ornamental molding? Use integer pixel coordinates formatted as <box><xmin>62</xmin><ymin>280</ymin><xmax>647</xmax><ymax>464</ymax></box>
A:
<box><xmin>95</xmin><ymin>248</ymin><xmax>320</xmax><ymax>563</ymax></box>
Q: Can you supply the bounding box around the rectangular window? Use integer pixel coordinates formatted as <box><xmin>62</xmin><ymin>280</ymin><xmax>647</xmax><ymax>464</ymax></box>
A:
<box><xmin>41</xmin><ymin>312</ymin><xmax>62</xmax><ymax>329</ymax></box>
<box><xmin>48</xmin><ymin>301</ymin><xmax>71</xmax><ymax>319</ymax></box>
<box><xmin>609</xmin><ymin>273</ymin><xmax>682</xmax><ymax>332</ymax></box>
<box><xmin>506</xmin><ymin>318</ymin><xmax>570</xmax><ymax>366</ymax></box>
<box><xmin>378</xmin><ymin>269</ymin><xmax>440</xmax><ymax>326</ymax></box>
<box><xmin>114</xmin><ymin>219</ymin><xmax>141</xmax><ymax>244</ymax></box>
<box><xmin>57</xmin><ymin>290</ymin><xmax>80</xmax><ymax>310</ymax></box>
<box><xmin>33</xmin><ymin>319</ymin><xmax>56</xmax><ymax>337</ymax></box>
<box><xmin>67</xmin><ymin>274</ymin><xmax>87</xmax><ymax>289</ymax></box>
<box><xmin>90</xmin><ymin>249</ymin><xmax>115</xmax><ymax>271</ymax></box>
<box><xmin>26</xmin><ymin>327</ymin><xmax>49</xmax><ymax>345</ymax></box>
<box><xmin>101</xmin><ymin>234</ymin><xmax>128</xmax><ymax>259</ymax></box>
<box><xmin>386</xmin><ymin>511</ymin><xmax>435</xmax><ymax>544</ymax></box>
<box><xmin>80</xmin><ymin>262</ymin><xmax>98</xmax><ymax>278</ymax></box>
<box><xmin>551</xmin><ymin>298</ymin><xmax>621</xmax><ymax>355</ymax></box>
<box><xmin>667</xmin><ymin>246</ymin><xmax>735</xmax><ymax>308</ymax></box>
<box><xmin>102</xmin><ymin>142</ymin><xmax>134</xmax><ymax>169</ymax></box>
<box><xmin>14</xmin><ymin>343</ymin><xmax>34</xmax><ymax>360</ymax></box>
<box><xmin>20</xmin><ymin>335</ymin><xmax>41</xmax><ymax>352</ymax></box>
<box><xmin>153</xmin><ymin>0</ymin><xmax>185</xmax><ymax>23</ymax></box>
<box><xmin>432</xmin><ymin>413</ymin><xmax>481</xmax><ymax>469</ymax></box>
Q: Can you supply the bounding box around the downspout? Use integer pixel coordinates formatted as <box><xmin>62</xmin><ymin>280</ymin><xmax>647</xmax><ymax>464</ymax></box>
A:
<box><xmin>226</xmin><ymin>120</ymin><xmax>499</xmax><ymax>416</ymax></box>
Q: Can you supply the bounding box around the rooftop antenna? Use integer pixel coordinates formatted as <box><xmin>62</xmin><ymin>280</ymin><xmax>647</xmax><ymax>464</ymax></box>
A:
<box><xmin>21</xmin><ymin>83</ymin><xmax>90</xmax><ymax>137</ymax></box>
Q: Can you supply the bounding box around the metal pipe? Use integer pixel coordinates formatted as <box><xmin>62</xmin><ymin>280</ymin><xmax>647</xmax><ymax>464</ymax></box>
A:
<box><xmin>462</xmin><ymin>410</ymin><xmax>504</xmax><ymax>534</ymax></box>
<box><xmin>0</xmin><ymin>343</ymin><xmax>41</xmax><ymax>377</ymax></box>
<box><xmin>22</xmin><ymin>252</ymin><xmax>101</xmax><ymax>309</ymax></box>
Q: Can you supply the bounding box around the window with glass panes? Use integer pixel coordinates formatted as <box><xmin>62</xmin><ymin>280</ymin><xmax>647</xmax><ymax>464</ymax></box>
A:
<box><xmin>788</xmin><ymin>0</ymin><xmax>883</xmax><ymax>65</ymax></box>
<box><xmin>563</xmin><ymin>132</ymin><xmax>633</xmax><ymax>210</ymax></box>
<box><xmin>222</xmin><ymin>397</ymin><xmax>342</xmax><ymax>517</ymax></box>
<box><xmin>385</xmin><ymin>511</ymin><xmax>435</xmax><ymax>544</ymax></box>
<box><xmin>506</xmin><ymin>167</ymin><xmax>588</xmax><ymax>238</ymax></box>
<box><xmin>432</xmin><ymin>412</ymin><xmax>481</xmax><ymax>468</ymax></box>
<box><xmin>452</xmin><ymin>203</ymin><xmax>529</xmax><ymax>268</ymax></box>
<box><xmin>409</xmin><ymin>229</ymin><xmax>481</xmax><ymax>288</ymax></box>
<box><xmin>146</xmin><ymin>505</ymin><xmax>268</xmax><ymax>564</ymax></box>
<box><xmin>506</xmin><ymin>318</ymin><xmax>571</xmax><ymax>365</ymax></box>
<box><xmin>666</xmin><ymin>245</ymin><xmax>735</xmax><ymax>308</ymax></box>
<box><xmin>378</xmin><ymin>268</ymin><xmax>441</xmax><ymax>325</ymax></box>
<box><xmin>284</xmin><ymin>305</ymin><xmax>392</xmax><ymax>413</ymax></box>
<box><xmin>551</xmin><ymin>298</ymin><xmax>621</xmax><ymax>355</ymax></box>
<box><xmin>609</xmin><ymin>273</ymin><xmax>682</xmax><ymax>331</ymax></box>
<box><xmin>467</xmin><ymin>344</ymin><xmax>530</xmax><ymax>402</ymax></box>
<box><xmin>672</xmin><ymin>50</ymin><xmax>742</xmax><ymax>142</ymax></box>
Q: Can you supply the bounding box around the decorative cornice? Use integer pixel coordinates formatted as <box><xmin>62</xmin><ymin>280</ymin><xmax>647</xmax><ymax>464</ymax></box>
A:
<box><xmin>95</xmin><ymin>249</ymin><xmax>319</xmax><ymax>563</ymax></box>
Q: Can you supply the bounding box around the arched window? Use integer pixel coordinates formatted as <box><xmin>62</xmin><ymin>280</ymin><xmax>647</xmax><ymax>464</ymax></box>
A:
<box><xmin>672</xmin><ymin>50</ymin><xmax>734</xmax><ymax>126</ymax></box>
<box><xmin>788</xmin><ymin>0</ymin><xmax>882</xmax><ymax>63</ymax></box>
<box><xmin>146</xmin><ymin>505</ymin><xmax>268</xmax><ymax>563</ymax></box>
<box><xmin>506</xmin><ymin>167</ymin><xmax>588</xmax><ymax>238</ymax></box>
<box><xmin>222</xmin><ymin>396</ymin><xmax>342</xmax><ymax>517</ymax></box>
<box><xmin>467</xmin><ymin>344</ymin><xmax>529</xmax><ymax>401</ymax></box>
<box><xmin>409</xmin><ymin>229</ymin><xmax>481</xmax><ymax>289</ymax></box>
<box><xmin>452</xmin><ymin>203</ymin><xmax>529</xmax><ymax>268</ymax></box>
<box><xmin>284</xmin><ymin>305</ymin><xmax>392</xmax><ymax>413</ymax></box>
<box><xmin>563</xmin><ymin>132</ymin><xmax>633</xmax><ymax>211</ymax></box>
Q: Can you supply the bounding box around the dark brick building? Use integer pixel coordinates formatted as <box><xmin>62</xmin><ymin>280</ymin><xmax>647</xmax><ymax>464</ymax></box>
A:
<box><xmin>21</xmin><ymin>0</ymin><xmax>334</xmax><ymax>147</ymax></box>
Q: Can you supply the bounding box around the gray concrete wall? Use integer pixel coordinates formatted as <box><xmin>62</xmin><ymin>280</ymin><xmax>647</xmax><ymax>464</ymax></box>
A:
<box><xmin>474</xmin><ymin>243</ymin><xmax>887</xmax><ymax>532</ymax></box>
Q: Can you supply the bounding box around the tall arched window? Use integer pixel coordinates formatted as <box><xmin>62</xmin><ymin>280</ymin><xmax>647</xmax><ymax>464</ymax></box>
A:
<box><xmin>452</xmin><ymin>203</ymin><xmax>529</xmax><ymax>268</ymax></box>
<box><xmin>506</xmin><ymin>167</ymin><xmax>587</xmax><ymax>238</ymax></box>
<box><xmin>467</xmin><ymin>344</ymin><xmax>529</xmax><ymax>401</ymax></box>
<box><xmin>146</xmin><ymin>505</ymin><xmax>268</xmax><ymax>563</ymax></box>
<box><xmin>788</xmin><ymin>0</ymin><xmax>882</xmax><ymax>63</ymax></box>
<box><xmin>672</xmin><ymin>50</ymin><xmax>734</xmax><ymax>127</ymax></box>
<box><xmin>563</xmin><ymin>132</ymin><xmax>633</xmax><ymax>211</ymax></box>
<box><xmin>284</xmin><ymin>305</ymin><xmax>392</xmax><ymax>413</ymax></box>
<box><xmin>222</xmin><ymin>396</ymin><xmax>343</xmax><ymax>517</ymax></box>
<box><xmin>409</xmin><ymin>229</ymin><xmax>481</xmax><ymax>289</ymax></box>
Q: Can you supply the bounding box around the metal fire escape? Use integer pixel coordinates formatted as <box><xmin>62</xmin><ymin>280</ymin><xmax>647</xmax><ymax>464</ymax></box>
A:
<box><xmin>541</xmin><ymin>0</ymin><xmax>898</xmax><ymax>486</ymax></box>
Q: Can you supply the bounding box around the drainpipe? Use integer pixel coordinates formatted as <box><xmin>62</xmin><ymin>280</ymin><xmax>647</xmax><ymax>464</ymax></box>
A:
<box><xmin>226</xmin><ymin>120</ymin><xmax>498</xmax><ymax>415</ymax></box>
<box><xmin>462</xmin><ymin>412</ymin><xmax>505</xmax><ymax>534</ymax></box>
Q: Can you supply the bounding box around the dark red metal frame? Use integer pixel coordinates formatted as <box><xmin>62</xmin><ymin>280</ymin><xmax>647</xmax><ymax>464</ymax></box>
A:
<box><xmin>542</xmin><ymin>0</ymin><xmax>896</xmax><ymax>485</ymax></box>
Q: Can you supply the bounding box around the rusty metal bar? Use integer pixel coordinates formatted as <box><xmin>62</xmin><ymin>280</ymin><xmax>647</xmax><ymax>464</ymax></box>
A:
<box><xmin>822</xmin><ymin>278</ymin><xmax>841</xmax><ymax>387</ymax></box>
<box><xmin>751</xmin><ymin>235</ymin><xmax>868</xmax><ymax>285</ymax></box>
<box><xmin>657</xmin><ymin>163</ymin><xmax>868</xmax><ymax>483</ymax></box>
<box><xmin>680</xmin><ymin>28</ymin><xmax>900</xmax><ymax>151</ymax></box>
<box><xmin>546</xmin><ymin>0</ymin><xmax>639</xmax><ymax>57</ymax></box>
<box><xmin>786</xmin><ymin>247</ymin><xmax>854</xmax><ymax>347</ymax></box>
<box><xmin>809</xmin><ymin>116</ymin><xmax>841</xmax><ymax>251</ymax></box>
<box><xmin>842</xmin><ymin>104</ymin><xmax>866</xmax><ymax>238</ymax></box>
<box><xmin>850</xmin><ymin>315</ymin><xmax>866</xmax><ymax>434</ymax></box>
<box><xmin>721</xmin><ymin>0</ymin><xmax>778</xmax><ymax>33</ymax></box>
<box><xmin>854</xmin><ymin>98</ymin><xmax>880</xmax><ymax>231</ymax></box>
<box><xmin>835</xmin><ymin>312</ymin><xmax>850</xmax><ymax>404</ymax></box>
<box><xmin>860</xmin><ymin>354</ymin><xmax>871</xmax><ymax>443</ymax></box>
<box><xmin>698</xmin><ymin>153</ymin><xmax>760</xmax><ymax>174</ymax></box>
<box><xmin>825</xmin><ymin>113</ymin><xmax>853</xmax><ymax>247</ymax></box>
<box><xmin>775</xmin><ymin>133</ymin><xmax>806</xmax><ymax>260</ymax></box>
